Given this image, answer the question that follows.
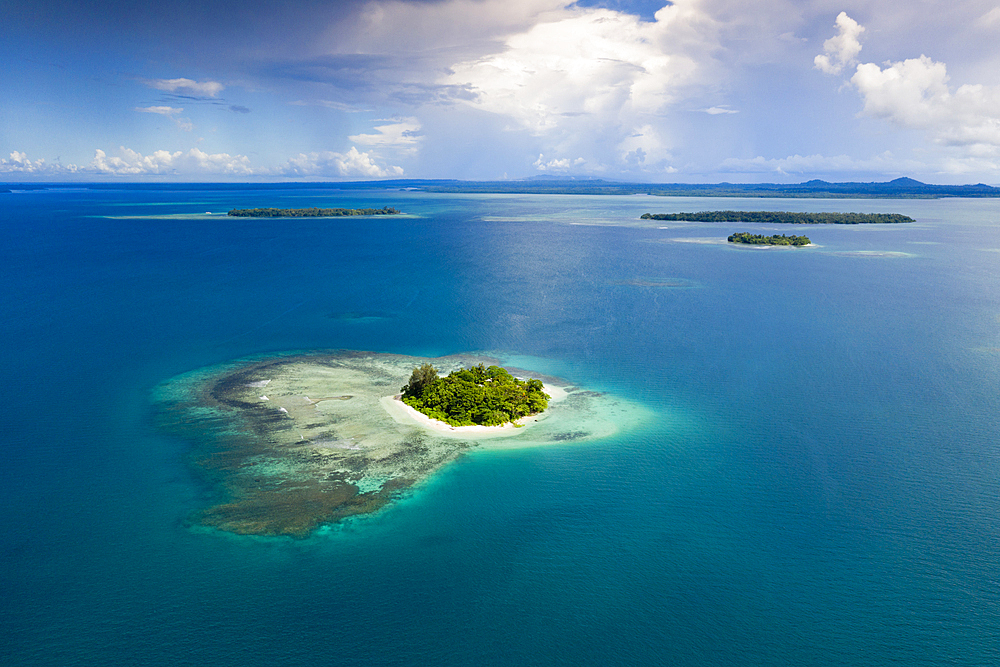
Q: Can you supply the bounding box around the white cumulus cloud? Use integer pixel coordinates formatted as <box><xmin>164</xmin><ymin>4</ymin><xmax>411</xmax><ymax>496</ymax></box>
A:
<box><xmin>0</xmin><ymin>151</ymin><xmax>79</xmax><ymax>175</ymax></box>
<box><xmin>144</xmin><ymin>78</ymin><xmax>224</xmax><ymax>97</ymax></box>
<box><xmin>438</xmin><ymin>0</ymin><xmax>718</xmax><ymax>171</ymax></box>
<box><xmin>278</xmin><ymin>147</ymin><xmax>403</xmax><ymax>178</ymax></box>
<box><xmin>851</xmin><ymin>56</ymin><xmax>951</xmax><ymax>128</ymax></box>
<box><xmin>2</xmin><ymin>146</ymin><xmax>409</xmax><ymax>180</ymax></box>
<box><xmin>851</xmin><ymin>56</ymin><xmax>1000</xmax><ymax>149</ymax></box>
<box><xmin>443</xmin><ymin>1</ymin><xmax>716</xmax><ymax>134</ymax></box>
<box><xmin>814</xmin><ymin>11</ymin><xmax>865</xmax><ymax>75</ymax></box>
<box><xmin>2</xmin><ymin>148</ymin><xmax>252</xmax><ymax>178</ymax></box>
<box><xmin>348</xmin><ymin>118</ymin><xmax>422</xmax><ymax>155</ymax></box>
<box><xmin>90</xmin><ymin>147</ymin><xmax>252</xmax><ymax>175</ymax></box>
<box><xmin>816</xmin><ymin>14</ymin><xmax>1000</xmax><ymax>164</ymax></box>
<box><xmin>533</xmin><ymin>154</ymin><xmax>585</xmax><ymax>171</ymax></box>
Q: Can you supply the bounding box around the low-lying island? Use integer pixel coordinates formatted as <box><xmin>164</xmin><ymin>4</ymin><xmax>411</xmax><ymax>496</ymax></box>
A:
<box><xmin>154</xmin><ymin>351</ymin><xmax>635</xmax><ymax>537</ymax></box>
<box><xmin>228</xmin><ymin>206</ymin><xmax>401</xmax><ymax>217</ymax></box>
<box><xmin>728</xmin><ymin>232</ymin><xmax>811</xmax><ymax>246</ymax></box>
<box><xmin>641</xmin><ymin>211</ymin><xmax>914</xmax><ymax>224</ymax></box>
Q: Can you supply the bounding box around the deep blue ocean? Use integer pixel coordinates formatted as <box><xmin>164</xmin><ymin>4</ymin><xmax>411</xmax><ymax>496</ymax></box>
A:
<box><xmin>2</xmin><ymin>186</ymin><xmax>1000</xmax><ymax>665</ymax></box>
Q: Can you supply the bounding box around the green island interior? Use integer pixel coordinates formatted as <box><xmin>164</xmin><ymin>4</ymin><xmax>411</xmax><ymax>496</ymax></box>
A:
<box><xmin>727</xmin><ymin>232</ymin><xmax>811</xmax><ymax>246</ymax></box>
<box><xmin>640</xmin><ymin>211</ymin><xmax>915</xmax><ymax>224</ymax></box>
<box><xmin>227</xmin><ymin>206</ymin><xmax>401</xmax><ymax>217</ymax></box>
<box><xmin>153</xmin><ymin>351</ymin><xmax>640</xmax><ymax>537</ymax></box>
<box><xmin>400</xmin><ymin>363</ymin><xmax>550</xmax><ymax>426</ymax></box>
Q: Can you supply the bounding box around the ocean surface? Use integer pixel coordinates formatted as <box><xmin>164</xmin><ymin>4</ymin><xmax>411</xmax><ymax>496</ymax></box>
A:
<box><xmin>2</xmin><ymin>186</ymin><xmax>999</xmax><ymax>665</ymax></box>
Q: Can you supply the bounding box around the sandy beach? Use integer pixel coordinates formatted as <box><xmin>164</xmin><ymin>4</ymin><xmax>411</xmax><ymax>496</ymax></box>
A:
<box><xmin>380</xmin><ymin>383</ymin><xmax>568</xmax><ymax>440</ymax></box>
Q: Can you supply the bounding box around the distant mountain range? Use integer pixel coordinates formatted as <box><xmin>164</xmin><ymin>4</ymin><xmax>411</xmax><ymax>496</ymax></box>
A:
<box><xmin>3</xmin><ymin>177</ymin><xmax>999</xmax><ymax>198</ymax></box>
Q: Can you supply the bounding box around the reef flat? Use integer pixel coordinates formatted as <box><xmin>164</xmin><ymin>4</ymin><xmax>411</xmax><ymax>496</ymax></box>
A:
<box><xmin>153</xmin><ymin>351</ymin><xmax>634</xmax><ymax>537</ymax></box>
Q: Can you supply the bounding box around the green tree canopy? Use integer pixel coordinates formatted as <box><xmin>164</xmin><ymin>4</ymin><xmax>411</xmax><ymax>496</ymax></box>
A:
<box><xmin>641</xmin><ymin>211</ymin><xmax>913</xmax><ymax>224</ymax></box>
<box><xmin>400</xmin><ymin>363</ymin><xmax>550</xmax><ymax>427</ymax></box>
<box><xmin>401</xmin><ymin>363</ymin><xmax>439</xmax><ymax>399</ymax></box>
<box><xmin>728</xmin><ymin>232</ymin><xmax>811</xmax><ymax>246</ymax></box>
<box><xmin>228</xmin><ymin>206</ymin><xmax>401</xmax><ymax>217</ymax></box>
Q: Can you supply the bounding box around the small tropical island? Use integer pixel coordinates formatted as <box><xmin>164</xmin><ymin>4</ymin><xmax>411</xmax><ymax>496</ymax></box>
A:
<box><xmin>400</xmin><ymin>363</ymin><xmax>549</xmax><ymax>427</ymax></box>
<box><xmin>641</xmin><ymin>211</ymin><xmax>914</xmax><ymax>224</ymax></box>
<box><xmin>228</xmin><ymin>206</ymin><xmax>401</xmax><ymax>217</ymax></box>
<box><xmin>728</xmin><ymin>232</ymin><xmax>811</xmax><ymax>246</ymax></box>
<box><xmin>153</xmin><ymin>351</ymin><xmax>639</xmax><ymax>537</ymax></box>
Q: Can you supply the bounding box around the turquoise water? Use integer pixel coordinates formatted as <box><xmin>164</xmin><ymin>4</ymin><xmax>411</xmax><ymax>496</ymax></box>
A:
<box><xmin>2</xmin><ymin>187</ymin><xmax>1000</xmax><ymax>665</ymax></box>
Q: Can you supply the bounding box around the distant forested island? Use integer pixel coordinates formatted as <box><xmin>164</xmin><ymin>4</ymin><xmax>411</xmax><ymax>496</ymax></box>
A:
<box><xmin>401</xmin><ymin>363</ymin><xmax>549</xmax><ymax>427</ymax></box>
<box><xmin>641</xmin><ymin>211</ymin><xmax>914</xmax><ymax>224</ymax></box>
<box><xmin>227</xmin><ymin>206</ymin><xmax>401</xmax><ymax>217</ymax></box>
<box><xmin>728</xmin><ymin>232</ymin><xmax>810</xmax><ymax>246</ymax></box>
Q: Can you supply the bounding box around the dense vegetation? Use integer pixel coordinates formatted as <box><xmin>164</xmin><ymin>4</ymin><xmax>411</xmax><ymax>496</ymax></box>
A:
<box><xmin>400</xmin><ymin>363</ymin><xmax>549</xmax><ymax>427</ymax></box>
<box><xmin>228</xmin><ymin>206</ymin><xmax>401</xmax><ymax>217</ymax></box>
<box><xmin>640</xmin><ymin>211</ymin><xmax>914</xmax><ymax>224</ymax></box>
<box><xmin>728</xmin><ymin>232</ymin><xmax>811</xmax><ymax>246</ymax></box>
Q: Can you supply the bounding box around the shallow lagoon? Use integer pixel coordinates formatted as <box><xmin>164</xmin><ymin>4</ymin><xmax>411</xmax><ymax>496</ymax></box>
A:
<box><xmin>2</xmin><ymin>187</ymin><xmax>1000</xmax><ymax>665</ymax></box>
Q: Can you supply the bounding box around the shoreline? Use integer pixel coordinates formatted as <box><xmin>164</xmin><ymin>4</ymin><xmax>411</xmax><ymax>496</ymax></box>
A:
<box><xmin>380</xmin><ymin>383</ymin><xmax>569</xmax><ymax>440</ymax></box>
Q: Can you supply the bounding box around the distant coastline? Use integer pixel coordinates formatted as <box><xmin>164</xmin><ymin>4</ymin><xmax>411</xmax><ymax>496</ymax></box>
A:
<box><xmin>4</xmin><ymin>177</ymin><xmax>998</xmax><ymax>199</ymax></box>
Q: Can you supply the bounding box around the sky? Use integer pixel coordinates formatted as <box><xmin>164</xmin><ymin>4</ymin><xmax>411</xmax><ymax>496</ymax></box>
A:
<box><xmin>3</xmin><ymin>0</ymin><xmax>1000</xmax><ymax>183</ymax></box>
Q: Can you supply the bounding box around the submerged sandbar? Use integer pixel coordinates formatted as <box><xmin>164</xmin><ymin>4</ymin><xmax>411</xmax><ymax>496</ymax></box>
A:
<box><xmin>154</xmin><ymin>351</ymin><xmax>635</xmax><ymax>537</ymax></box>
